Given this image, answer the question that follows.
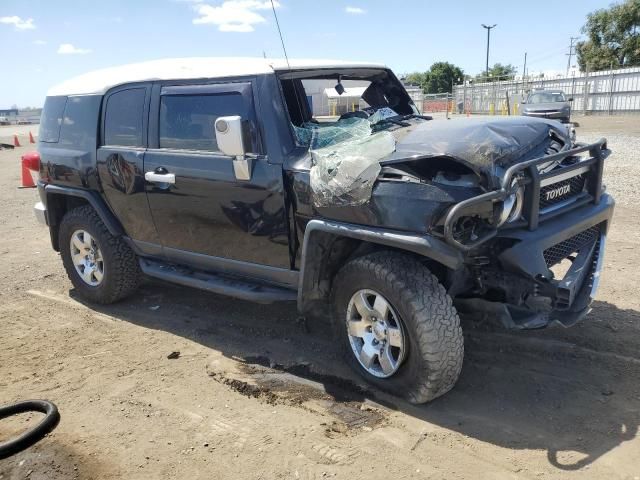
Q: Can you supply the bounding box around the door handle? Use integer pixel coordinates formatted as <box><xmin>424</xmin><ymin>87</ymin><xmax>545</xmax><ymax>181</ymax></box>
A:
<box><xmin>145</xmin><ymin>172</ymin><xmax>176</xmax><ymax>184</ymax></box>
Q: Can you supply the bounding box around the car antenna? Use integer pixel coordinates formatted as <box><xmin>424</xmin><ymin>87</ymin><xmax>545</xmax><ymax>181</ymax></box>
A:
<box><xmin>270</xmin><ymin>0</ymin><xmax>305</xmax><ymax>125</ymax></box>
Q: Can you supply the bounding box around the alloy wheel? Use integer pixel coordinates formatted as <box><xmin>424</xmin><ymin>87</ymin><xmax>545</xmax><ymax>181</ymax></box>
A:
<box><xmin>346</xmin><ymin>289</ymin><xmax>407</xmax><ymax>378</ymax></box>
<box><xmin>69</xmin><ymin>229</ymin><xmax>104</xmax><ymax>287</ymax></box>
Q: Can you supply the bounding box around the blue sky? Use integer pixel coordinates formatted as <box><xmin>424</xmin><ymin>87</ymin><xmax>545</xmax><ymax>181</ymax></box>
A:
<box><xmin>1</xmin><ymin>0</ymin><xmax>611</xmax><ymax>108</ymax></box>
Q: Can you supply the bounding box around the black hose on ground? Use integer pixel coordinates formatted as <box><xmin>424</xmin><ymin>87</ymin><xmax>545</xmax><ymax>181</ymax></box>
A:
<box><xmin>0</xmin><ymin>400</ymin><xmax>60</xmax><ymax>459</ymax></box>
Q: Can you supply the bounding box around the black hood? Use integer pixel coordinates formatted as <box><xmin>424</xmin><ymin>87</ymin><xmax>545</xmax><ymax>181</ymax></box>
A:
<box><xmin>381</xmin><ymin>116</ymin><xmax>570</xmax><ymax>186</ymax></box>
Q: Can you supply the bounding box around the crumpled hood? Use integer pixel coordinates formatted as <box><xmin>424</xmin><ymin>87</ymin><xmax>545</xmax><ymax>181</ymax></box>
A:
<box><xmin>381</xmin><ymin>116</ymin><xmax>569</xmax><ymax>185</ymax></box>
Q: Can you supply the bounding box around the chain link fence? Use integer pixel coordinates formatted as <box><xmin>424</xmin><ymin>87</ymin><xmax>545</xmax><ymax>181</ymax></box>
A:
<box><xmin>446</xmin><ymin>66</ymin><xmax>640</xmax><ymax>116</ymax></box>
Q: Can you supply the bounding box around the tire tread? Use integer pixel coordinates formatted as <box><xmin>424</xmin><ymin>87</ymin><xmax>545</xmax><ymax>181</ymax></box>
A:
<box><xmin>60</xmin><ymin>205</ymin><xmax>140</xmax><ymax>304</ymax></box>
<box><xmin>334</xmin><ymin>251</ymin><xmax>463</xmax><ymax>403</ymax></box>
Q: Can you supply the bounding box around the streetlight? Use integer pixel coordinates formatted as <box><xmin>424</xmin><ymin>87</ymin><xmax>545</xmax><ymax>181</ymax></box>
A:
<box><xmin>481</xmin><ymin>24</ymin><xmax>497</xmax><ymax>78</ymax></box>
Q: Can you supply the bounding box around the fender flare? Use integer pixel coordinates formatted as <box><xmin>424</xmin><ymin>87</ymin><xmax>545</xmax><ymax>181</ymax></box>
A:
<box><xmin>297</xmin><ymin>219</ymin><xmax>463</xmax><ymax>312</ymax></box>
<box><xmin>44</xmin><ymin>184</ymin><xmax>124</xmax><ymax>236</ymax></box>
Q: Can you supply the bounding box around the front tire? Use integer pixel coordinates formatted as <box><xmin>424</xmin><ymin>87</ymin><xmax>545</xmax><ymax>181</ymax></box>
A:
<box><xmin>59</xmin><ymin>205</ymin><xmax>140</xmax><ymax>304</ymax></box>
<box><xmin>333</xmin><ymin>252</ymin><xmax>463</xmax><ymax>404</ymax></box>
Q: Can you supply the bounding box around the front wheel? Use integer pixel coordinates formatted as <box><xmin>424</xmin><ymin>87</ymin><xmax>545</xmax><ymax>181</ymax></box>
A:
<box><xmin>333</xmin><ymin>252</ymin><xmax>463</xmax><ymax>404</ymax></box>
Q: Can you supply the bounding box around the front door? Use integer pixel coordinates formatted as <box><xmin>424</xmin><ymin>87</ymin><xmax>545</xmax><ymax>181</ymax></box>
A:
<box><xmin>144</xmin><ymin>81</ymin><xmax>291</xmax><ymax>272</ymax></box>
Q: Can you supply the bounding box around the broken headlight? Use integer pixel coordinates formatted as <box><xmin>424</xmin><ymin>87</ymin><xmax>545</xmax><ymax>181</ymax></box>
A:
<box><xmin>497</xmin><ymin>179</ymin><xmax>524</xmax><ymax>226</ymax></box>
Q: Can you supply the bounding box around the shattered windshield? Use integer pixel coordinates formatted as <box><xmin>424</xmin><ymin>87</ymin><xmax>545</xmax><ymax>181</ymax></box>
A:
<box><xmin>280</xmin><ymin>68</ymin><xmax>423</xmax><ymax>208</ymax></box>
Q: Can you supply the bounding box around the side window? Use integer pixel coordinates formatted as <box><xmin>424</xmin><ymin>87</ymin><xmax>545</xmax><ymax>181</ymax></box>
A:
<box><xmin>159</xmin><ymin>93</ymin><xmax>244</xmax><ymax>152</ymax></box>
<box><xmin>40</xmin><ymin>96</ymin><xmax>67</xmax><ymax>143</ymax></box>
<box><xmin>104</xmin><ymin>88</ymin><xmax>146</xmax><ymax>147</ymax></box>
<box><xmin>59</xmin><ymin>95</ymin><xmax>101</xmax><ymax>148</ymax></box>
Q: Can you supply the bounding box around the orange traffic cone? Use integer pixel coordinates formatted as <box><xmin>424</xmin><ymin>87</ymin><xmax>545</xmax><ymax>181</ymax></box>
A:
<box><xmin>29</xmin><ymin>131</ymin><xmax>35</xmax><ymax>144</ymax></box>
<box><xmin>13</xmin><ymin>134</ymin><xmax>21</xmax><ymax>147</ymax></box>
<box><xmin>19</xmin><ymin>151</ymin><xmax>40</xmax><ymax>188</ymax></box>
<box><xmin>20</xmin><ymin>163</ymin><xmax>36</xmax><ymax>188</ymax></box>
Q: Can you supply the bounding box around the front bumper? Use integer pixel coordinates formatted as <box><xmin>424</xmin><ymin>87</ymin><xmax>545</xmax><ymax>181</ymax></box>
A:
<box><xmin>457</xmin><ymin>194</ymin><xmax>614</xmax><ymax>329</ymax></box>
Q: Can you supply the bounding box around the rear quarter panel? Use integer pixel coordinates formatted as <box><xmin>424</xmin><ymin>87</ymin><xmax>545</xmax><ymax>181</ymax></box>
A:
<box><xmin>39</xmin><ymin>95</ymin><xmax>102</xmax><ymax>191</ymax></box>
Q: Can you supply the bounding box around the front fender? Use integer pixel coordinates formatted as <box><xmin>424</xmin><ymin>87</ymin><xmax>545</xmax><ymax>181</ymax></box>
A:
<box><xmin>297</xmin><ymin>219</ymin><xmax>463</xmax><ymax>313</ymax></box>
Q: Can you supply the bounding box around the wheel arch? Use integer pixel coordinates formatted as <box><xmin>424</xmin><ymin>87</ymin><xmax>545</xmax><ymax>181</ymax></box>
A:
<box><xmin>297</xmin><ymin>219</ymin><xmax>464</xmax><ymax>315</ymax></box>
<box><xmin>44</xmin><ymin>184</ymin><xmax>124</xmax><ymax>251</ymax></box>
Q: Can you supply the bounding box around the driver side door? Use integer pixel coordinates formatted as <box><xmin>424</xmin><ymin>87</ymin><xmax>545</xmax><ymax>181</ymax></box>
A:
<box><xmin>144</xmin><ymin>80</ymin><xmax>291</xmax><ymax>274</ymax></box>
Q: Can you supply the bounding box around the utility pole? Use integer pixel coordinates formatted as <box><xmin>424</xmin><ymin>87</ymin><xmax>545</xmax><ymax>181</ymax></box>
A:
<box><xmin>482</xmin><ymin>24</ymin><xmax>497</xmax><ymax>78</ymax></box>
<box><xmin>566</xmin><ymin>36</ymin><xmax>579</xmax><ymax>76</ymax></box>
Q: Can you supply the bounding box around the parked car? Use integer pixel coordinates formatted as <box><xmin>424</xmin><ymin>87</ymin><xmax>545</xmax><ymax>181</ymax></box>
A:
<box><xmin>521</xmin><ymin>89</ymin><xmax>573</xmax><ymax>123</ymax></box>
<box><xmin>32</xmin><ymin>58</ymin><xmax>614</xmax><ymax>403</ymax></box>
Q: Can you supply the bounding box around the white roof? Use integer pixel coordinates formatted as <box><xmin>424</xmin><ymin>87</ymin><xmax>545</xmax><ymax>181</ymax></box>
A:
<box><xmin>48</xmin><ymin>57</ymin><xmax>387</xmax><ymax>96</ymax></box>
<box><xmin>324</xmin><ymin>86</ymin><xmax>368</xmax><ymax>99</ymax></box>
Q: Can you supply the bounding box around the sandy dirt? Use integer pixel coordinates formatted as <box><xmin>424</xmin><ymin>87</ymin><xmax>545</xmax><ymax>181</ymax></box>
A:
<box><xmin>1</xmin><ymin>118</ymin><xmax>639</xmax><ymax>479</ymax></box>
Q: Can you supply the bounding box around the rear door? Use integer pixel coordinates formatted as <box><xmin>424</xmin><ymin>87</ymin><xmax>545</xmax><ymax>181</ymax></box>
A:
<box><xmin>144</xmin><ymin>80</ymin><xmax>291</xmax><ymax>271</ymax></box>
<box><xmin>97</xmin><ymin>84</ymin><xmax>162</xmax><ymax>254</ymax></box>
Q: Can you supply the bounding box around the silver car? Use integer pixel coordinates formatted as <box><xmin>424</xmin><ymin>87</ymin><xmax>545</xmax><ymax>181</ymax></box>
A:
<box><xmin>521</xmin><ymin>90</ymin><xmax>572</xmax><ymax>124</ymax></box>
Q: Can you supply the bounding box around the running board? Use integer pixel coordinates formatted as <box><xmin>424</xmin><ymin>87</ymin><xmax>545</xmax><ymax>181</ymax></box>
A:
<box><xmin>139</xmin><ymin>259</ymin><xmax>297</xmax><ymax>304</ymax></box>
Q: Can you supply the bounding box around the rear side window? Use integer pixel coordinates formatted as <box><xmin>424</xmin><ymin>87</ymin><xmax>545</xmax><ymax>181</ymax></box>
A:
<box><xmin>159</xmin><ymin>93</ymin><xmax>244</xmax><ymax>152</ymax></box>
<box><xmin>104</xmin><ymin>88</ymin><xmax>146</xmax><ymax>147</ymax></box>
<box><xmin>40</xmin><ymin>96</ymin><xmax>67</xmax><ymax>143</ymax></box>
<box><xmin>59</xmin><ymin>95</ymin><xmax>101</xmax><ymax>148</ymax></box>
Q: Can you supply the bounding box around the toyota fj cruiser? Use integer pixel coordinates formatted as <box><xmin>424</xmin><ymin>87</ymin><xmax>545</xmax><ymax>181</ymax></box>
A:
<box><xmin>32</xmin><ymin>58</ymin><xmax>614</xmax><ymax>403</ymax></box>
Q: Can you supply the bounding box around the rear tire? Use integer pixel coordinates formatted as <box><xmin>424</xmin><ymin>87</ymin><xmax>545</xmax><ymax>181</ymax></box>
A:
<box><xmin>59</xmin><ymin>205</ymin><xmax>140</xmax><ymax>304</ymax></box>
<box><xmin>333</xmin><ymin>251</ymin><xmax>463</xmax><ymax>404</ymax></box>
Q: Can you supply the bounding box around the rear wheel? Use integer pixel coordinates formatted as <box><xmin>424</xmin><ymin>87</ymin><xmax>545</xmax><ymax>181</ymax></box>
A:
<box><xmin>59</xmin><ymin>205</ymin><xmax>140</xmax><ymax>304</ymax></box>
<box><xmin>333</xmin><ymin>251</ymin><xmax>463</xmax><ymax>403</ymax></box>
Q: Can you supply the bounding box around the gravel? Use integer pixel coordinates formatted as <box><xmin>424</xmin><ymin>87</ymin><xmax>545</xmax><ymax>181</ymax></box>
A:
<box><xmin>578</xmin><ymin>132</ymin><xmax>640</xmax><ymax>206</ymax></box>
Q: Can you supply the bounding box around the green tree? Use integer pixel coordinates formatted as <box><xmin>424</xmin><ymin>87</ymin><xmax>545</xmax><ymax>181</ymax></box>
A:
<box><xmin>576</xmin><ymin>0</ymin><xmax>640</xmax><ymax>71</ymax></box>
<box><xmin>475</xmin><ymin>63</ymin><xmax>517</xmax><ymax>82</ymax></box>
<box><xmin>405</xmin><ymin>62</ymin><xmax>464</xmax><ymax>94</ymax></box>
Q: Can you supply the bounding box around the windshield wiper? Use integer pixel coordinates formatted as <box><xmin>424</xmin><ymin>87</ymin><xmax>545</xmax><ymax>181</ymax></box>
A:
<box><xmin>398</xmin><ymin>113</ymin><xmax>433</xmax><ymax>121</ymax></box>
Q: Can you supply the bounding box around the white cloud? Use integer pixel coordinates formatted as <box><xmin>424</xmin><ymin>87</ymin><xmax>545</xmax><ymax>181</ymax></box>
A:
<box><xmin>33</xmin><ymin>39</ymin><xmax>46</xmax><ymax>45</ymax></box>
<box><xmin>192</xmin><ymin>0</ymin><xmax>279</xmax><ymax>32</ymax></box>
<box><xmin>57</xmin><ymin>43</ymin><xmax>92</xmax><ymax>55</ymax></box>
<box><xmin>0</xmin><ymin>16</ymin><xmax>36</xmax><ymax>30</ymax></box>
<box><xmin>345</xmin><ymin>6</ymin><xmax>365</xmax><ymax>14</ymax></box>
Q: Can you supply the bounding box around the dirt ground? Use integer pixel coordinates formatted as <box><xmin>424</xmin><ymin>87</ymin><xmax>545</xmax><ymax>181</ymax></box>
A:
<box><xmin>1</xmin><ymin>117</ymin><xmax>639</xmax><ymax>479</ymax></box>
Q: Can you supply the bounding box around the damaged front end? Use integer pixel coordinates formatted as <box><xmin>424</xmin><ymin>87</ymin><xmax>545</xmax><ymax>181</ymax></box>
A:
<box><xmin>441</xmin><ymin>136</ymin><xmax>613</xmax><ymax>329</ymax></box>
<box><xmin>350</xmin><ymin>117</ymin><xmax>613</xmax><ymax>330</ymax></box>
<box><xmin>304</xmin><ymin>117</ymin><xmax>613</xmax><ymax>330</ymax></box>
<box><xmin>282</xmin><ymin>68</ymin><xmax>613</xmax><ymax>330</ymax></box>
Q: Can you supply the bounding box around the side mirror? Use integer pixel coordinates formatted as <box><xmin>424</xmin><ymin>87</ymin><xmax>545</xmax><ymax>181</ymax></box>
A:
<box><xmin>568</xmin><ymin>97</ymin><xmax>574</xmax><ymax>102</ymax></box>
<box><xmin>521</xmin><ymin>100</ymin><xmax>526</xmax><ymax>104</ymax></box>
<box><xmin>214</xmin><ymin>116</ymin><xmax>253</xmax><ymax>181</ymax></box>
<box><xmin>215</xmin><ymin>116</ymin><xmax>246</xmax><ymax>157</ymax></box>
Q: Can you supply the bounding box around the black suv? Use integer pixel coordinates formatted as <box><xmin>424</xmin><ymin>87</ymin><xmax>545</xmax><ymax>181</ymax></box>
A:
<box><xmin>33</xmin><ymin>58</ymin><xmax>614</xmax><ymax>404</ymax></box>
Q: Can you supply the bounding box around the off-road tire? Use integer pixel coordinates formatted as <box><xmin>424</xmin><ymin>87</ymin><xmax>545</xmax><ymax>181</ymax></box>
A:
<box><xmin>59</xmin><ymin>205</ymin><xmax>140</xmax><ymax>304</ymax></box>
<box><xmin>333</xmin><ymin>251</ymin><xmax>463</xmax><ymax>404</ymax></box>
